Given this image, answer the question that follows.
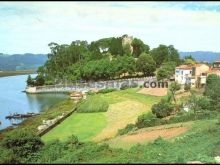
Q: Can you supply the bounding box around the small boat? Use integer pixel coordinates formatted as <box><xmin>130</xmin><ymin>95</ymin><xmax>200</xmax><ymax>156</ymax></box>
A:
<box><xmin>5</xmin><ymin>112</ymin><xmax>38</xmax><ymax>120</ymax></box>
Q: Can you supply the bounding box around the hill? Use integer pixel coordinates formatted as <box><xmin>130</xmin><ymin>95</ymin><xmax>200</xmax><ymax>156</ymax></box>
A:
<box><xmin>0</xmin><ymin>53</ymin><xmax>47</xmax><ymax>71</ymax></box>
<box><xmin>179</xmin><ymin>51</ymin><xmax>220</xmax><ymax>63</ymax></box>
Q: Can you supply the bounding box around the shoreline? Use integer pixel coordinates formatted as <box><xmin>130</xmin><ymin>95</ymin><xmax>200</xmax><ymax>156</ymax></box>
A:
<box><xmin>0</xmin><ymin>70</ymin><xmax>36</xmax><ymax>78</ymax></box>
<box><xmin>0</xmin><ymin>99</ymin><xmax>75</xmax><ymax>140</ymax></box>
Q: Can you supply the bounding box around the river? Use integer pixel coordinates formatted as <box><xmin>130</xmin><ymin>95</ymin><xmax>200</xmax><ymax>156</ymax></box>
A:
<box><xmin>0</xmin><ymin>74</ymin><xmax>68</xmax><ymax>130</ymax></box>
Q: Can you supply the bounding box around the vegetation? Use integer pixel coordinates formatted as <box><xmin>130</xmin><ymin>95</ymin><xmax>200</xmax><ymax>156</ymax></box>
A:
<box><xmin>28</xmin><ymin>35</ymin><xmax>181</xmax><ymax>86</ymax></box>
<box><xmin>42</xmin><ymin>113</ymin><xmax>107</xmax><ymax>142</ymax></box>
<box><xmin>183</xmin><ymin>55</ymin><xmax>196</xmax><ymax>65</ymax></box>
<box><xmin>152</xmin><ymin>98</ymin><xmax>174</xmax><ymax>118</ymax></box>
<box><xmin>97</xmin><ymin>88</ymin><xmax>117</xmax><ymax>94</ymax></box>
<box><xmin>169</xmin><ymin>82</ymin><xmax>181</xmax><ymax>103</ymax></box>
<box><xmin>76</xmin><ymin>95</ymin><xmax>109</xmax><ymax>113</ymax></box>
<box><xmin>204</xmin><ymin>74</ymin><xmax>220</xmax><ymax>111</ymax></box>
<box><xmin>0</xmin><ymin>53</ymin><xmax>47</xmax><ymax>71</ymax></box>
<box><xmin>1</xmin><ymin>119</ymin><xmax>220</xmax><ymax>164</ymax></box>
<box><xmin>0</xmin><ymin>99</ymin><xmax>75</xmax><ymax>140</ymax></box>
<box><xmin>136</xmin><ymin>53</ymin><xmax>156</xmax><ymax>76</ymax></box>
<box><xmin>150</xmin><ymin>44</ymin><xmax>180</xmax><ymax>67</ymax></box>
<box><xmin>157</xmin><ymin>61</ymin><xmax>176</xmax><ymax>81</ymax></box>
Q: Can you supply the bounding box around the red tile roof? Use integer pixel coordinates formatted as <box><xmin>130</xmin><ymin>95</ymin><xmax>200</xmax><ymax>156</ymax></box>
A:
<box><xmin>176</xmin><ymin>65</ymin><xmax>192</xmax><ymax>69</ymax></box>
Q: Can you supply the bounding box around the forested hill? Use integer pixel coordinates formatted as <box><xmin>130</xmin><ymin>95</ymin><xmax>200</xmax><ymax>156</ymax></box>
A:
<box><xmin>0</xmin><ymin>53</ymin><xmax>47</xmax><ymax>71</ymax></box>
<box><xmin>179</xmin><ymin>51</ymin><xmax>220</xmax><ymax>63</ymax></box>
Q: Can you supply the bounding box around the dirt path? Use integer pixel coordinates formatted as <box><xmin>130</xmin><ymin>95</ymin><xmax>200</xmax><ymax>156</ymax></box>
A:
<box><xmin>106</xmin><ymin>122</ymin><xmax>192</xmax><ymax>149</ymax></box>
<box><xmin>137</xmin><ymin>88</ymin><xmax>168</xmax><ymax>96</ymax></box>
<box><xmin>122</xmin><ymin>126</ymin><xmax>187</xmax><ymax>142</ymax></box>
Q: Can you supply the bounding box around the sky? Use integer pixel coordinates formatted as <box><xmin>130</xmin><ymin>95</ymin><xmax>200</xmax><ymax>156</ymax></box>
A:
<box><xmin>1</xmin><ymin>1</ymin><xmax>220</xmax><ymax>54</ymax></box>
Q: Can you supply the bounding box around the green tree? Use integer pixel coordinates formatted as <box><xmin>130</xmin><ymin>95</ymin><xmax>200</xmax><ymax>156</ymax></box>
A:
<box><xmin>152</xmin><ymin>99</ymin><xmax>174</xmax><ymax>118</ymax></box>
<box><xmin>169</xmin><ymin>82</ymin><xmax>181</xmax><ymax>104</ymax></box>
<box><xmin>157</xmin><ymin>61</ymin><xmax>176</xmax><ymax>81</ymax></box>
<box><xmin>136</xmin><ymin>53</ymin><xmax>156</xmax><ymax>76</ymax></box>
<box><xmin>26</xmin><ymin>75</ymin><xmax>34</xmax><ymax>86</ymax></box>
<box><xmin>131</xmin><ymin>38</ymin><xmax>149</xmax><ymax>58</ymax></box>
<box><xmin>150</xmin><ymin>45</ymin><xmax>180</xmax><ymax>67</ymax></box>
<box><xmin>204</xmin><ymin>74</ymin><xmax>220</xmax><ymax>111</ymax></box>
<box><xmin>35</xmin><ymin>74</ymin><xmax>45</xmax><ymax>86</ymax></box>
<box><xmin>109</xmin><ymin>37</ymin><xmax>123</xmax><ymax>56</ymax></box>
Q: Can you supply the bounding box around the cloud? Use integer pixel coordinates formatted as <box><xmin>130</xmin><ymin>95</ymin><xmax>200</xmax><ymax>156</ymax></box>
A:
<box><xmin>1</xmin><ymin>2</ymin><xmax>220</xmax><ymax>54</ymax></box>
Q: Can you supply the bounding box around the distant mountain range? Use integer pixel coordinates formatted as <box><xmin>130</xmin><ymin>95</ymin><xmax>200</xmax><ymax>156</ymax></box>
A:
<box><xmin>0</xmin><ymin>51</ymin><xmax>220</xmax><ymax>71</ymax></box>
<box><xmin>0</xmin><ymin>53</ymin><xmax>47</xmax><ymax>71</ymax></box>
<box><xmin>179</xmin><ymin>51</ymin><xmax>220</xmax><ymax>63</ymax></box>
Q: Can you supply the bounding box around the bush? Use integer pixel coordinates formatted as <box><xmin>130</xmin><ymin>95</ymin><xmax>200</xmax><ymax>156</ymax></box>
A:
<box><xmin>0</xmin><ymin>148</ymin><xmax>21</xmax><ymax>164</ymax></box>
<box><xmin>217</xmin><ymin>113</ymin><xmax>220</xmax><ymax>125</ymax></box>
<box><xmin>86</xmin><ymin>91</ymin><xmax>96</xmax><ymax>95</ymax></box>
<box><xmin>135</xmin><ymin>113</ymin><xmax>167</xmax><ymax>129</ymax></box>
<box><xmin>1</xmin><ymin>130</ymin><xmax>43</xmax><ymax>158</ymax></box>
<box><xmin>76</xmin><ymin>95</ymin><xmax>109</xmax><ymax>113</ymax></box>
<box><xmin>152</xmin><ymin>99</ymin><xmax>174</xmax><ymax>118</ymax></box>
<box><xmin>97</xmin><ymin>88</ymin><xmax>117</xmax><ymax>94</ymax></box>
<box><xmin>117</xmin><ymin>124</ymin><xmax>137</xmax><ymax>135</ymax></box>
<box><xmin>168</xmin><ymin>111</ymin><xmax>216</xmax><ymax>124</ymax></box>
<box><xmin>184</xmin><ymin>83</ymin><xmax>191</xmax><ymax>91</ymax></box>
<box><xmin>120</xmin><ymin>83</ymin><xmax>129</xmax><ymax>90</ymax></box>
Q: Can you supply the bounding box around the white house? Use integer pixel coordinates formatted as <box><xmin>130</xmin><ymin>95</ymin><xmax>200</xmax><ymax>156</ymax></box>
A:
<box><xmin>175</xmin><ymin>65</ymin><xmax>192</xmax><ymax>85</ymax></box>
<box><xmin>175</xmin><ymin>64</ymin><xmax>210</xmax><ymax>88</ymax></box>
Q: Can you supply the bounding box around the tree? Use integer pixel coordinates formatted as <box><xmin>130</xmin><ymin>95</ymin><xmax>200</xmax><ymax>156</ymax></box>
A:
<box><xmin>184</xmin><ymin>55</ymin><xmax>196</xmax><ymax>61</ymax></box>
<box><xmin>136</xmin><ymin>53</ymin><xmax>156</xmax><ymax>76</ymax></box>
<box><xmin>152</xmin><ymin>99</ymin><xmax>174</xmax><ymax>118</ymax></box>
<box><xmin>204</xmin><ymin>74</ymin><xmax>220</xmax><ymax>111</ymax></box>
<box><xmin>131</xmin><ymin>38</ymin><xmax>149</xmax><ymax>58</ymax></box>
<box><xmin>88</xmin><ymin>41</ymin><xmax>102</xmax><ymax>60</ymax></box>
<box><xmin>109</xmin><ymin>37</ymin><xmax>123</xmax><ymax>56</ymax></box>
<box><xmin>157</xmin><ymin>61</ymin><xmax>176</xmax><ymax>81</ymax></box>
<box><xmin>26</xmin><ymin>75</ymin><xmax>34</xmax><ymax>86</ymax></box>
<box><xmin>150</xmin><ymin>45</ymin><xmax>180</xmax><ymax>67</ymax></box>
<box><xmin>169</xmin><ymin>82</ymin><xmax>181</xmax><ymax>104</ymax></box>
<box><xmin>187</xmin><ymin>93</ymin><xmax>211</xmax><ymax>114</ymax></box>
<box><xmin>35</xmin><ymin>74</ymin><xmax>45</xmax><ymax>86</ymax></box>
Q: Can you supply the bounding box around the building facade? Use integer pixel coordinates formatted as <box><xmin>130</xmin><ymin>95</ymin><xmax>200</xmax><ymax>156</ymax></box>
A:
<box><xmin>175</xmin><ymin>64</ymin><xmax>209</xmax><ymax>88</ymax></box>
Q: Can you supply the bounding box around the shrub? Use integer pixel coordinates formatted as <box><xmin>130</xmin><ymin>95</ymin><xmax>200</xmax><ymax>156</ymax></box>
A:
<box><xmin>0</xmin><ymin>148</ymin><xmax>21</xmax><ymax>164</ymax></box>
<box><xmin>120</xmin><ymin>83</ymin><xmax>129</xmax><ymax>90</ymax></box>
<box><xmin>1</xmin><ymin>130</ymin><xmax>43</xmax><ymax>158</ymax></box>
<box><xmin>76</xmin><ymin>95</ymin><xmax>109</xmax><ymax>113</ymax></box>
<box><xmin>152</xmin><ymin>99</ymin><xmax>174</xmax><ymax>118</ymax></box>
<box><xmin>97</xmin><ymin>88</ymin><xmax>117</xmax><ymax>94</ymax></box>
<box><xmin>135</xmin><ymin>113</ymin><xmax>167</xmax><ymax>129</ymax></box>
<box><xmin>65</xmin><ymin>135</ymin><xmax>80</xmax><ymax>148</ymax></box>
<box><xmin>117</xmin><ymin>124</ymin><xmax>137</xmax><ymax>135</ymax></box>
<box><xmin>217</xmin><ymin>113</ymin><xmax>220</xmax><ymax>125</ymax></box>
<box><xmin>86</xmin><ymin>91</ymin><xmax>96</xmax><ymax>95</ymax></box>
<box><xmin>184</xmin><ymin>83</ymin><xmax>191</xmax><ymax>91</ymax></box>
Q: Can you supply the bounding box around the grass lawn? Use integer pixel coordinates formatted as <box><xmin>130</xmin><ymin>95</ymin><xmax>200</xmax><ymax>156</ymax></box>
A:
<box><xmin>42</xmin><ymin>88</ymin><xmax>162</xmax><ymax>143</ymax></box>
<box><xmin>42</xmin><ymin>113</ymin><xmax>107</xmax><ymax>142</ymax></box>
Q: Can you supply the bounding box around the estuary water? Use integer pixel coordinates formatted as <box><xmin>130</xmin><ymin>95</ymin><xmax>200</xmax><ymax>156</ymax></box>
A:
<box><xmin>0</xmin><ymin>74</ymin><xmax>68</xmax><ymax>130</ymax></box>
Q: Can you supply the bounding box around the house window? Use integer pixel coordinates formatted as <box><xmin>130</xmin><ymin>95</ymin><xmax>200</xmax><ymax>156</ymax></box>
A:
<box><xmin>181</xmin><ymin>71</ymin><xmax>183</xmax><ymax>75</ymax></box>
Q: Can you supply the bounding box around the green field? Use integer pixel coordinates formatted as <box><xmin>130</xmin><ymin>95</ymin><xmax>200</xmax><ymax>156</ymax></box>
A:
<box><xmin>42</xmin><ymin>113</ymin><xmax>107</xmax><ymax>142</ymax></box>
<box><xmin>42</xmin><ymin>88</ymin><xmax>161</xmax><ymax>143</ymax></box>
